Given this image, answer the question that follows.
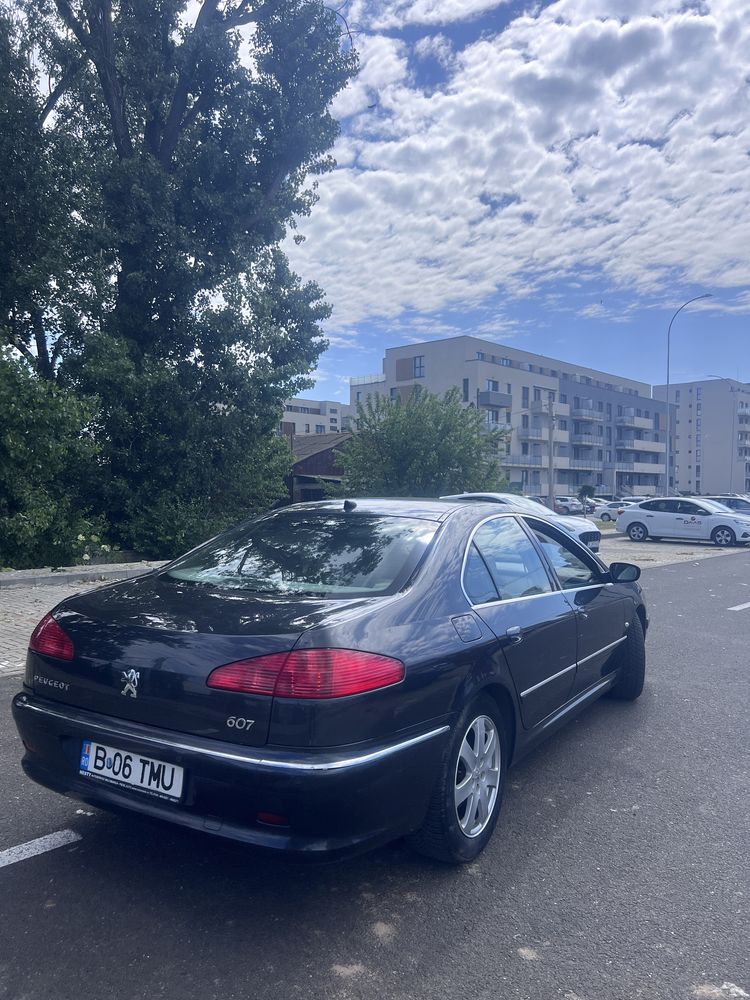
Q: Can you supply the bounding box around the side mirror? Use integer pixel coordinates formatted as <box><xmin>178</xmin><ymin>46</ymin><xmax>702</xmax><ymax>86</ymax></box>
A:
<box><xmin>609</xmin><ymin>562</ymin><xmax>641</xmax><ymax>583</ymax></box>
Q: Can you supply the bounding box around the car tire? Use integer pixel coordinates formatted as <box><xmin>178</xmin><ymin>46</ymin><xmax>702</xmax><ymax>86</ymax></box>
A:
<box><xmin>627</xmin><ymin>522</ymin><xmax>648</xmax><ymax>542</ymax></box>
<box><xmin>408</xmin><ymin>694</ymin><xmax>507</xmax><ymax>864</ymax></box>
<box><xmin>711</xmin><ymin>526</ymin><xmax>736</xmax><ymax>547</ymax></box>
<box><xmin>600</xmin><ymin>513</ymin><xmax>611</xmax><ymax>521</ymax></box>
<box><xmin>608</xmin><ymin>614</ymin><xmax>646</xmax><ymax>701</ymax></box>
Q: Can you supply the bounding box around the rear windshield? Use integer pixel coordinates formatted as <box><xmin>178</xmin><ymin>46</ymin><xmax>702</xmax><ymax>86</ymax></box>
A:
<box><xmin>163</xmin><ymin>511</ymin><xmax>439</xmax><ymax>597</ymax></box>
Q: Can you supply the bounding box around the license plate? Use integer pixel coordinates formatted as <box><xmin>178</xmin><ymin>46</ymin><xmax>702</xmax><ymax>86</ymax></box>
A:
<box><xmin>80</xmin><ymin>740</ymin><xmax>184</xmax><ymax>801</ymax></box>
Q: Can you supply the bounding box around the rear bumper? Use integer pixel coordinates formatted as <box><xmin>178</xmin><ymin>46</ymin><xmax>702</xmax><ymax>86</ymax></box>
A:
<box><xmin>12</xmin><ymin>691</ymin><xmax>450</xmax><ymax>859</ymax></box>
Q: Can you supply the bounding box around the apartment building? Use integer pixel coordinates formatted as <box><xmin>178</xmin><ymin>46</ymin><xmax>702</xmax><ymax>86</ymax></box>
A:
<box><xmin>350</xmin><ymin>336</ymin><xmax>669</xmax><ymax>496</ymax></box>
<box><xmin>280</xmin><ymin>397</ymin><xmax>352</xmax><ymax>436</ymax></box>
<box><xmin>653</xmin><ymin>379</ymin><xmax>750</xmax><ymax>494</ymax></box>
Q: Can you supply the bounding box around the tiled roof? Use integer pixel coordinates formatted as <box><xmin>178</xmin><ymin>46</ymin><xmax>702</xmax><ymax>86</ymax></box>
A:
<box><xmin>291</xmin><ymin>432</ymin><xmax>352</xmax><ymax>463</ymax></box>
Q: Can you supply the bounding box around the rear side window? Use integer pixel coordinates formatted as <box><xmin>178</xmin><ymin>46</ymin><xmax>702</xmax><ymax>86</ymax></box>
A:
<box><xmin>164</xmin><ymin>511</ymin><xmax>438</xmax><ymax>597</ymax></box>
<box><xmin>466</xmin><ymin>517</ymin><xmax>553</xmax><ymax>602</ymax></box>
<box><xmin>463</xmin><ymin>544</ymin><xmax>499</xmax><ymax>604</ymax></box>
<box><xmin>641</xmin><ymin>499</ymin><xmax>679</xmax><ymax>513</ymax></box>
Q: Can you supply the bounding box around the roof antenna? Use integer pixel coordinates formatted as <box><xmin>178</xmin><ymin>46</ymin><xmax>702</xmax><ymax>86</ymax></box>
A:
<box><xmin>343</xmin><ymin>499</ymin><xmax>357</xmax><ymax>511</ymax></box>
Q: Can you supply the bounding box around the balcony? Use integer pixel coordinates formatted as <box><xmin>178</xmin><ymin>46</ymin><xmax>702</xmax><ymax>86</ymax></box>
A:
<box><xmin>350</xmin><ymin>372</ymin><xmax>386</xmax><ymax>386</ymax></box>
<box><xmin>616</xmin><ymin>414</ymin><xmax>652</xmax><ymax>430</ymax></box>
<box><xmin>504</xmin><ymin>454</ymin><xmax>543</xmax><ymax>467</ymax></box>
<box><xmin>617</xmin><ymin>437</ymin><xmax>666</xmax><ymax>453</ymax></box>
<box><xmin>570</xmin><ymin>407</ymin><xmax>605</xmax><ymax>421</ymax></box>
<box><xmin>570</xmin><ymin>458</ymin><xmax>603</xmax><ymax>470</ymax></box>
<box><xmin>516</xmin><ymin>427</ymin><xmax>570</xmax><ymax>443</ymax></box>
<box><xmin>478</xmin><ymin>390</ymin><xmax>512</xmax><ymax>409</ymax></box>
<box><xmin>615</xmin><ymin>462</ymin><xmax>666</xmax><ymax>475</ymax></box>
<box><xmin>570</xmin><ymin>433</ymin><xmax>598</xmax><ymax>446</ymax></box>
<box><xmin>530</xmin><ymin>399</ymin><xmax>570</xmax><ymax>417</ymax></box>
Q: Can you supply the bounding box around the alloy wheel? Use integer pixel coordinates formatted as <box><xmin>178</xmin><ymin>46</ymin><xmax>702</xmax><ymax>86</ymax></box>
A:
<box><xmin>714</xmin><ymin>528</ymin><xmax>734</xmax><ymax>546</ymax></box>
<box><xmin>454</xmin><ymin>715</ymin><xmax>501</xmax><ymax>838</ymax></box>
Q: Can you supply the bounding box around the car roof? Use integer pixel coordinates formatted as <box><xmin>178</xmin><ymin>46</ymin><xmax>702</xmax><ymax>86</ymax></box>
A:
<box><xmin>285</xmin><ymin>498</ymin><xmax>464</xmax><ymax>521</ymax></box>
<box><xmin>287</xmin><ymin>496</ymin><xmax>569</xmax><ymax>524</ymax></box>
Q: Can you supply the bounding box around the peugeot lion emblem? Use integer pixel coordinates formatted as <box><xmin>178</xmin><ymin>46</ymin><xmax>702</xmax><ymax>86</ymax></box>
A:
<box><xmin>120</xmin><ymin>669</ymin><xmax>140</xmax><ymax>698</ymax></box>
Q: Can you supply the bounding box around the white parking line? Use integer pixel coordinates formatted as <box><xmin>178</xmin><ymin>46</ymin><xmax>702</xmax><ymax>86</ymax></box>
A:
<box><xmin>727</xmin><ymin>601</ymin><xmax>750</xmax><ymax>612</ymax></box>
<box><xmin>0</xmin><ymin>829</ymin><xmax>82</xmax><ymax>869</ymax></box>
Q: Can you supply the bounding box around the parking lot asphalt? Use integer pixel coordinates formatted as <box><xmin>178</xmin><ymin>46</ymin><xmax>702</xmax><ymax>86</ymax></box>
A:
<box><xmin>1</xmin><ymin>553</ymin><xmax>748</xmax><ymax>1000</ymax></box>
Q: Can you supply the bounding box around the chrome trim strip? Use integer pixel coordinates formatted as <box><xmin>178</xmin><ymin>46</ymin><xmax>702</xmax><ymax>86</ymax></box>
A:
<box><xmin>560</xmin><ymin>583</ymin><xmax>614</xmax><ymax>594</ymax></box>
<box><xmin>14</xmin><ymin>699</ymin><xmax>449</xmax><ymax>773</ymax></box>
<box><xmin>520</xmin><ymin>662</ymin><xmax>576</xmax><ymax>698</ymax></box>
<box><xmin>577</xmin><ymin>635</ymin><xmax>627</xmax><ymax>665</ymax></box>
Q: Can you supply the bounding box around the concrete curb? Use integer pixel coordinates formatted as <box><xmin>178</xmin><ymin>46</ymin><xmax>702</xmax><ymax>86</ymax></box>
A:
<box><xmin>0</xmin><ymin>563</ymin><xmax>167</xmax><ymax>590</ymax></box>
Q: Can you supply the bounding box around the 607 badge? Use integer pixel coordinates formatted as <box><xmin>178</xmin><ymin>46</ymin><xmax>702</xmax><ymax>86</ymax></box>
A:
<box><xmin>80</xmin><ymin>739</ymin><xmax>184</xmax><ymax>801</ymax></box>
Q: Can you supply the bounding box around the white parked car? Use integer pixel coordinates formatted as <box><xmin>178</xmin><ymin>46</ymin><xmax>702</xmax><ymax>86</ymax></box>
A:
<box><xmin>593</xmin><ymin>500</ymin><xmax>634</xmax><ymax>521</ymax></box>
<box><xmin>440</xmin><ymin>493</ymin><xmax>601</xmax><ymax>552</ymax></box>
<box><xmin>554</xmin><ymin>495</ymin><xmax>584</xmax><ymax>514</ymax></box>
<box><xmin>616</xmin><ymin>497</ymin><xmax>750</xmax><ymax>547</ymax></box>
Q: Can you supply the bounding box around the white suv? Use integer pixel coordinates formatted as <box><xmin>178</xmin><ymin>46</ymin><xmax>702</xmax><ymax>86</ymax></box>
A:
<box><xmin>616</xmin><ymin>497</ymin><xmax>750</xmax><ymax>546</ymax></box>
<box><xmin>554</xmin><ymin>495</ymin><xmax>584</xmax><ymax>514</ymax></box>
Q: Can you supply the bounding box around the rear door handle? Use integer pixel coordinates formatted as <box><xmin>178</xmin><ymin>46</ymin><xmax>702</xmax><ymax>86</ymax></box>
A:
<box><xmin>506</xmin><ymin>626</ymin><xmax>523</xmax><ymax>644</ymax></box>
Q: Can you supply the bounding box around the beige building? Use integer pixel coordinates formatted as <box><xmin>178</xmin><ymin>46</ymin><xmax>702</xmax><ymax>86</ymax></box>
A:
<box><xmin>653</xmin><ymin>379</ymin><xmax>750</xmax><ymax>494</ymax></box>
<box><xmin>350</xmin><ymin>336</ymin><xmax>669</xmax><ymax>497</ymax></box>
<box><xmin>280</xmin><ymin>397</ymin><xmax>352</xmax><ymax>437</ymax></box>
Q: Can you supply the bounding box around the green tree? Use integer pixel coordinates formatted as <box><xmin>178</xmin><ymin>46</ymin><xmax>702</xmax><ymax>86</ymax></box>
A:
<box><xmin>1</xmin><ymin>1</ymin><xmax>357</xmax><ymax>556</ymax></box>
<box><xmin>0</xmin><ymin>351</ymin><xmax>102</xmax><ymax>567</ymax></box>
<box><xmin>341</xmin><ymin>389</ymin><xmax>509</xmax><ymax>497</ymax></box>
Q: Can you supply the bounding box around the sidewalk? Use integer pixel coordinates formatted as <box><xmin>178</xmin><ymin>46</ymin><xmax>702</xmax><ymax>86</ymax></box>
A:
<box><xmin>0</xmin><ymin>560</ymin><xmax>166</xmax><ymax>590</ymax></box>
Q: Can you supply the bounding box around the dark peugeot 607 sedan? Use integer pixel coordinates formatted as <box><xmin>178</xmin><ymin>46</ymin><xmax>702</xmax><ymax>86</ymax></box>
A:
<box><xmin>13</xmin><ymin>499</ymin><xmax>648</xmax><ymax>863</ymax></box>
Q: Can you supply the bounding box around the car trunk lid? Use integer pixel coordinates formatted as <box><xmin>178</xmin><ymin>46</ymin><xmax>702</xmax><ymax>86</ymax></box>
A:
<box><xmin>27</xmin><ymin>573</ymin><xmax>374</xmax><ymax>747</ymax></box>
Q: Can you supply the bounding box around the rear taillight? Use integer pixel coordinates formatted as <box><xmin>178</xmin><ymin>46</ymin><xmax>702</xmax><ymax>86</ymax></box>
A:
<box><xmin>29</xmin><ymin>614</ymin><xmax>74</xmax><ymax>661</ymax></box>
<box><xmin>207</xmin><ymin>649</ymin><xmax>404</xmax><ymax>699</ymax></box>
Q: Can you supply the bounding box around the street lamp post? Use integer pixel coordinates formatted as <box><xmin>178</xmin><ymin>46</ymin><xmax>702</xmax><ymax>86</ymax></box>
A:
<box><xmin>664</xmin><ymin>294</ymin><xmax>712</xmax><ymax>495</ymax></box>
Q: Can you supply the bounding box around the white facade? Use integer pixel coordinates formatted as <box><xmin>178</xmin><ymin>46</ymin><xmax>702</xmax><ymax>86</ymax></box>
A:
<box><xmin>653</xmin><ymin>379</ymin><xmax>750</xmax><ymax>494</ymax></box>
<box><xmin>350</xmin><ymin>336</ymin><xmax>669</xmax><ymax>497</ymax></box>
<box><xmin>281</xmin><ymin>397</ymin><xmax>352</xmax><ymax>436</ymax></box>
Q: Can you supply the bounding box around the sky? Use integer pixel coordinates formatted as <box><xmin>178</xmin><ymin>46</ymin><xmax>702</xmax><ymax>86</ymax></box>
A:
<box><xmin>285</xmin><ymin>0</ymin><xmax>750</xmax><ymax>402</ymax></box>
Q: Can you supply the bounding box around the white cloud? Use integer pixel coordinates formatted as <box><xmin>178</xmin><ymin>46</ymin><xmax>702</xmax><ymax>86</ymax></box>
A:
<box><xmin>413</xmin><ymin>33</ymin><xmax>455</xmax><ymax>68</ymax></box>
<box><xmin>350</xmin><ymin>0</ymin><xmax>512</xmax><ymax>30</ymax></box>
<box><xmin>289</xmin><ymin>1</ymin><xmax>750</xmax><ymax>329</ymax></box>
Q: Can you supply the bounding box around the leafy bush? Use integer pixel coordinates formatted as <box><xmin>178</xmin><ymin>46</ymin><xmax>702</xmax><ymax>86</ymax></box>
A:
<box><xmin>0</xmin><ymin>352</ymin><xmax>107</xmax><ymax>568</ymax></box>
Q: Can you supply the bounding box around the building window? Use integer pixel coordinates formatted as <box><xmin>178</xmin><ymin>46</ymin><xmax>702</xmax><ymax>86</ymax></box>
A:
<box><xmin>499</xmin><ymin>357</ymin><xmax>511</xmax><ymax>366</ymax></box>
<box><xmin>330</xmin><ymin>407</ymin><xmax>337</xmax><ymax>414</ymax></box>
<box><xmin>533</xmin><ymin>387</ymin><xmax>541</xmax><ymax>401</ymax></box>
<box><xmin>356</xmin><ymin>391</ymin><xmax>362</xmax><ymax>403</ymax></box>
<box><xmin>413</xmin><ymin>356</ymin><xmax>425</xmax><ymax>378</ymax></box>
<box><xmin>462</xmin><ymin>378</ymin><xmax>470</xmax><ymax>402</ymax></box>
<box><xmin>487</xmin><ymin>379</ymin><xmax>499</xmax><ymax>392</ymax></box>
<box><xmin>696</xmin><ymin>387</ymin><xmax>702</xmax><ymax>397</ymax></box>
<box><xmin>390</xmin><ymin>387</ymin><xmax>398</xmax><ymax>401</ymax></box>
<box><xmin>507</xmin><ymin>383</ymin><xmax>512</xmax><ymax>394</ymax></box>
<box><xmin>476</xmin><ymin>351</ymin><xmax>485</xmax><ymax>361</ymax></box>
<box><xmin>330</xmin><ymin>416</ymin><xmax>338</xmax><ymax>424</ymax></box>
<box><xmin>315</xmin><ymin>424</ymin><xmax>325</xmax><ymax>433</ymax></box>
<box><xmin>522</xmin><ymin>386</ymin><xmax>530</xmax><ymax>408</ymax></box>
<box><xmin>560</xmin><ymin>394</ymin><xmax>567</xmax><ymax>403</ymax></box>
<box><xmin>521</xmin><ymin>414</ymin><xmax>529</xmax><ymax>428</ymax></box>
<box><xmin>597</xmin><ymin>400</ymin><xmax>604</xmax><ymax>412</ymax></box>
<box><xmin>304</xmin><ymin>423</ymin><xmax>310</xmax><ymax>433</ymax></box>
<box><xmin>559</xmin><ymin>419</ymin><xmax>567</xmax><ymax>430</ymax></box>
